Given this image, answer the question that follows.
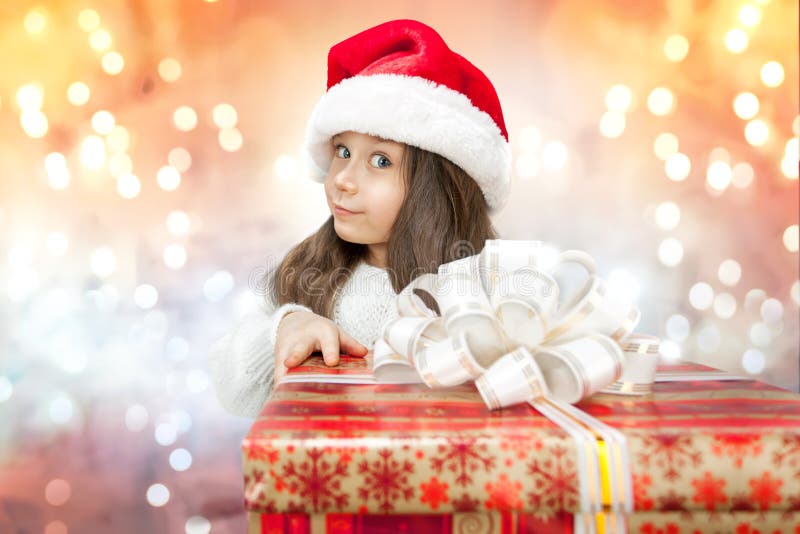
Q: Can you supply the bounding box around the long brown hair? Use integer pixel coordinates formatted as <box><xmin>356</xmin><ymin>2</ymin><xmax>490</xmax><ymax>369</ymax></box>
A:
<box><xmin>266</xmin><ymin>143</ymin><xmax>499</xmax><ymax>318</ymax></box>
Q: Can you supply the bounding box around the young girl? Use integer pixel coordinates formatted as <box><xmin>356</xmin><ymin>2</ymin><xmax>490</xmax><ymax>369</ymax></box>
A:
<box><xmin>209</xmin><ymin>19</ymin><xmax>512</xmax><ymax>418</ymax></box>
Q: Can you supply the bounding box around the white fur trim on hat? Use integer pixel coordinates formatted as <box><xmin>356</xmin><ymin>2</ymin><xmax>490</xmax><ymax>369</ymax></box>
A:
<box><xmin>304</xmin><ymin>74</ymin><xmax>512</xmax><ymax>212</ymax></box>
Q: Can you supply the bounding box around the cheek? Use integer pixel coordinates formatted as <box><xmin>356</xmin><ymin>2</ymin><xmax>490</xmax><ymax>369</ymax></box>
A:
<box><xmin>366</xmin><ymin>186</ymin><xmax>405</xmax><ymax>229</ymax></box>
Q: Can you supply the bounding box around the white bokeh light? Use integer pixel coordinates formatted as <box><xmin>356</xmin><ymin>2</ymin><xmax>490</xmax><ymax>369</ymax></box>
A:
<box><xmin>663</xmin><ymin>34</ymin><xmax>689</xmax><ymax>62</ymax></box>
<box><xmin>665</xmin><ymin>152</ymin><xmax>691</xmax><ymax>181</ymax></box>
<box><xmin>186</xmin><ymin>369</ymin><xmax>210</xmax><ymax>393</ymax></box>
<box><xmin>749</xmin><ymin>322</ymin><xmax>771</xmax><ymax>346</ymax></box>
<box><xmin>760</xmin><ymin>298</ymin><xmax>783</xmax><ymax>323</ymax></box>
<box><xmin>744</xmin><ymin>288</ymin><xmax>767</xmax><ymax>312</ymax></box>
<box><xmin>742</xmin><ymin>348</ymin><xmax>765</xmax><ymax>374</ymax></box>
<box><xmin>783</xmin><ymin>225</ymin><xmax>799</xmax><ymax>252</ymax></box>
<box><xmin>185</xmin><ymin>516</ymin><xmax>211</xmax><ymax>534</ymax></box>
<box><xmin>212</xmin><ymin>103</ymin><xmax>238</xmax><ymax>129</ymax></box>
<box><xmin>155</xmin><ymin>423</ymin><xmax>178</xmax><ymax>446</ymax></box>
<box><xmin>654</xmin><ymin>202</ymin><xmax>680</xmax><ymax>230</ymax></box>
<box><xmin>541</xmin><ymin>141</ymin><xmax>568</xmax><ymax>171</ymax></box>
<box><xmin>0</xmin><ymin>376</ymin><xmax>12</xmax><ymax>403</ymax></box>
<box><xmin>134</xmin><ymin>284</ymin><xmax>158</xmax><ymax>309</ymax></box>
<box><xmin>605</xmin><ymin>84</ymin><xmax>633</xmax><ymax>112</ymax></box>
<box><xmin>599</xmin><ymin>111</ymin><xmax>626</xmax><ymax>138</ymax></box>
<box><xmin>731</xmin><ymin>162</ymin><xmax>754</xmax><ymax>189</ymax></box>
<box><xmin>157</xmin><ymin>166</ymin><xmax>181</xmax><ymax>191</ymax></box>
<box><xmin>164</xmin><ymin>244</ymin><xmax>187</xmax><ymax>270</ymax></box>
<box><xmin>117</xmin><ymin>174</ymin><xmax>141</xmax><ymax>199</ymax></box>
<box><xmin>45</xmin><ymin>152</ymin><xmax>71</xmax><ymax>189</ymax></box>
<box><xmin>713</xmin><ymin>292</ymin><xmax>737</xmax><ymax>319</ymax></box>
<box><xmin>166</xmin><ymin>210</ymin><xmax>191</xmax><ymax>236</ymax></box>
<box><xmin>653</xmin><ymin>132</ymin><xmax>679</xmax><ymax>160</ymax></box>
<box><xmin>658</xmin><ymin>238</ymin><xmax>683</xmax><ymax>267</ymax></box>
<box><xmin>718</xmin><ymin>259</ymin><xmax>742</xmax><ymax>286</ymax></box>
<box><xmin>697</xmin><ymin>325</ymin><xmax>721</xmax><ymax>353</ymax></box>
<box><xmin>203</xmin><ymin>270</ymin><xmax>234</xmax><ymax>302</ymax></box>
<box><xmin>665</xmin><ymin>314</ymin><xmax>690</xmax><ymax>341</ymax></box>
<box><xmin>49</xmin><ymin>395</ymin><xmax>74</xmax><ymax>424</ymax></box>
<box><xmin>90</xmin><ymin>247</ymin><xmax>116</xmax><ymax>278</ymax></box>
<box><xmin>689</xmin><ymin>282</ymin><xmax>714</xmax><ymax>310</ymax></box>
<box><xmin>146</xmin><ymin>484</ymin><xmax>170</xmax><ymax>507</ymax></box>
<box><xmin>647</xmin><ymin>87</ymin><xmax>675</xmax><ymax>116</ymax></box>
<box><xmin>169</xmin><ymin>448</ymin><xmax>193</xmax><ymax>471</ymax></box>
<box><xmin>125</xmin><ymin>404</ymin><xmax>149</xmax><ymax>432</ymax></box>
<box><xmin>165</xmin><ymin>337</ymin><xmax>190</xmax><ymax>361</ymax></box>
<box><xmin>173</xmin><ymin>106</ymin><xmax>198</xmax><ymax>131</ymax></box>
<box><xmin>659</xmin><ymin>339</ymin><xmax>681</xmax><ymax>361</ymax></box>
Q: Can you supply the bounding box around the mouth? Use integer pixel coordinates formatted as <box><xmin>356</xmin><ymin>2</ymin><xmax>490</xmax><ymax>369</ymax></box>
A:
<box><xmin>333</xmin><ymin>204</ymin><xmax>361</xmax><ymax>216</ymax></box>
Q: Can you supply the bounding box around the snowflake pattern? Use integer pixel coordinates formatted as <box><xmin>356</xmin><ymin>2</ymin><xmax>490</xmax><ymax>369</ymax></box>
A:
<box><xmin>244</xmin><ymin>440</ymin><xmax>280</xmax><ymax>464</ymax></box>
<box><xmin>633</xmin><ymin>473</ymin><xmax>655</xmax><ymax>511</ymax></box>
<box><xmin>526</xmin><ymin>444</ymin><xmax>579</xmax><ymax>514</ymax></box>
<box><xmin>356</xmin><ymin>448</ymin><xmax>415</xmax><ymax>512</ymax></box>
<box><xmin>280</xmin><ymin>448</ymin><xmax>349</xmax><ymax>512</ymax></box>
<box><xmin>499</xmin><ymin>432</ymin><xmax>543</xmax><ymax>461</ymax></box>
<box><xmin>451</xmin><ymin>492</ymin><xmax>480</xmax><ymax>512</ymax></box>
<box><xmin>691</xmin><ymin>471</ymin><xmax>727</xmax><ymax>511</ymax></box>
<box><xmin>774</xmin><ymin>434</ymin><xmax>800</xmax><ymax>480</ymax></box>
<box><xmin>636</xmin><ymin>432</ymin><xmax>702</xmax><ymax>481</ymax></box>
<box><xmin>419</xmin><ymin>476</ymin><xmax>449</xmax><ymax>510</ymax></box>
<box><xmin>711</xmin><ymin>433</ymin><xmax>763</xmax><ymax>469</ymax></box>
<box><xmin>748</xmin><ymin>471</ymin><xmax>783</xmax><ymax>510</ymax></box>
<box><xmin>484</xmin><ymin>473</ymin><xmax>523</xmax><ymax>510</ymax></box>
<box><xmin>429</xmin><ymin>434</ymin><xmax>495</xmax><ymax>487</ymax></box>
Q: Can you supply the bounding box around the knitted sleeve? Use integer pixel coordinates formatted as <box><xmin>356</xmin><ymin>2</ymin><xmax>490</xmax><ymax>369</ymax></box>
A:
<box><xmin>207</xmin><ymin>294</ymin><xmax>312</xmax><ymax>419</ymax></box>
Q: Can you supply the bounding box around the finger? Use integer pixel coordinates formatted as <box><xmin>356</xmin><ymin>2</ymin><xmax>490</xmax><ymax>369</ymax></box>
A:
<box><xmin>319</xmin><ymin>328</ymin><xmax>340</xmax><ymax>366</ymax></box>
<box><xmin>284</xmin><ymin>339</ymin><xmax>312</xmax><ymax>367</ymax></box>
<box><xmin>339</xmin><ymin>329</ymin><xmax>368</xmax><ymax>356</ymax></box>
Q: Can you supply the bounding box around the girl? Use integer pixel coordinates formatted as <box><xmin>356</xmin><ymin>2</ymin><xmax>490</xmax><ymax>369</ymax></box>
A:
<box><xmin>209</xmin><ymin>19</ymin><xmax>512</xmax><ymax>418</ymax></box>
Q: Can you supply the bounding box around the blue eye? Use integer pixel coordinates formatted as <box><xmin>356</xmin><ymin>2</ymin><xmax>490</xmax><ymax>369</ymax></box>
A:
<box><xmin>370</xmin><ymin>154</ymin><xmax>391</xmax><ymax>168</ymax></box>
<box><xmin>335</xmin><ymin>145</ymin><xmax>350</xmax><ymax>158</ymax></box>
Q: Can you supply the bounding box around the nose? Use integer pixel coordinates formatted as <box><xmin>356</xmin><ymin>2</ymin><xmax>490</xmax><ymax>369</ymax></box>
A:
<box><xmin>332</xmin><ymin>161</ymin><xmax>358</xmax><ymax>194</ymax></box>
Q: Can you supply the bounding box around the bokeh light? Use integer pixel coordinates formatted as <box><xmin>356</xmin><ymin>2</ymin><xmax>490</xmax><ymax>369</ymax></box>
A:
<box><xmin>647</xmin><ymin>87</ymin><xmax>675</xmax><ymax>116</ymax></box>
<box><xmin>761</xmin><ymin>61</ymin><xmax>785</xmax><ymax>88</ymax></box>
<box><xmin>653</xmin><ymin>132</ymin><xmax>679</xmax><ymax>160</ymax></box>
<box><xmin>665</xmin><ymin>152</ymin><xmax>691</xmax><ymax>181</ymax></box>
<box><xmin>663</xmin><ymin>34</ymin><xmax>689</xmax><ymax>62</ymax></box>
<box><xmin>0</xmin><ymin>4</ymin><xmax>796</xmax><ymax>532</ymax></box>
<box><xmin>724</xmin><ymin>29</ymin><xmax>748</xmax><ymax>53</ymax></box>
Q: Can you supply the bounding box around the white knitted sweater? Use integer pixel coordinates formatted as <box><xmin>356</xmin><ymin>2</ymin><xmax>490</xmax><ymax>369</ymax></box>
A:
<box><xmin>208</xmin><ymin>261</ymin><xmax>399</xmax><ymax>418</ymax></box>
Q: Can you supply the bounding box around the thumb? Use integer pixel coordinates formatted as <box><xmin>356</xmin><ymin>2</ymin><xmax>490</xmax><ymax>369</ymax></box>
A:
<box><xmin>339</xmin><ymin>329</ymin><xmax>368</xmax><ymax>356</ymax></box>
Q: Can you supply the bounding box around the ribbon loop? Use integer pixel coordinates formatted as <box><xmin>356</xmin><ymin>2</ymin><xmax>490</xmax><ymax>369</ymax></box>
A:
<box><xmin>382</xmin><ymin>239</ymin><xmax>653</xmax><ymax>409</ymax></box>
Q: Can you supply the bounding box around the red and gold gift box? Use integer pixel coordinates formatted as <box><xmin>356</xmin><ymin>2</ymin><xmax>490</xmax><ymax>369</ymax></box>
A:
<box><xmin>242</xmin><ymin>363</ymin><xmax>800</xmax><ymax>533</ymax></box>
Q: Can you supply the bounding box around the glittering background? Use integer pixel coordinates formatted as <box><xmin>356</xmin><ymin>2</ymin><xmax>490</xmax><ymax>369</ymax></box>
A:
<box><xmin>0</xmin><ymin>1</ymin><xmax>797</xmax><ymax>533</ymax></box>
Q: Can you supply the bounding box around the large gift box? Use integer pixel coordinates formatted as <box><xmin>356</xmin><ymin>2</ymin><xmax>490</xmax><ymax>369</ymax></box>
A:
<box><xmin>242</xmin><ymin>362</ymin><xmax>800</xmax><ymax>533</ymax></box>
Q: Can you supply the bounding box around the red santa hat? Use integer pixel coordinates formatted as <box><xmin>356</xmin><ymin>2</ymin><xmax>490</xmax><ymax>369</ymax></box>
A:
<box><xmin>304</xmin><ymin>19</ymin><xmax>512</xmax><ymax>213</ymax></box>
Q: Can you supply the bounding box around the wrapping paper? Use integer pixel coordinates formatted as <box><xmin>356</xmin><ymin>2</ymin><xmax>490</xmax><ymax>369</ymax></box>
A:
<box><xmin>247</xmin><ymin>510</ymin><xmax>800</xmax><ymax>534</ymax></box>
<box><xmin>243</xmin><ymin>363</ymin><xmax>800</xmax><ymax>520</ymax></box>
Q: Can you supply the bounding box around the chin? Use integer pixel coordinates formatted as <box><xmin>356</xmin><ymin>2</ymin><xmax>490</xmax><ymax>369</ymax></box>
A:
<box><xmin>332</xmin><ymin>225</ymin><xmax>364</xmax><ymax>245</ymax></box>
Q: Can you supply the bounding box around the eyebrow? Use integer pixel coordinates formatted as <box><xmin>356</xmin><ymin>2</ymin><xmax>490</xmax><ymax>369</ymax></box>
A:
<box><xmin>332</xmin><ymin>135</ymin><xmax>401</xmax><ymax>151</ymax></box>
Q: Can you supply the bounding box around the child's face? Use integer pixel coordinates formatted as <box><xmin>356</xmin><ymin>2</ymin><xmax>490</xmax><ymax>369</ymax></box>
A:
<box><xmin>324</xmin><ymin>130</ymin><xmax>406</xmax><ymax>250</ymax></box>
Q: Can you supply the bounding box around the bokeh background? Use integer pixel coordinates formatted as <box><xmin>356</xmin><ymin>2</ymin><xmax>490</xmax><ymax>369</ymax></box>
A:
<box><xmin>0</xmin><ymin>0</ymin><xmax>797</xmax><ymax>532</ymax></box>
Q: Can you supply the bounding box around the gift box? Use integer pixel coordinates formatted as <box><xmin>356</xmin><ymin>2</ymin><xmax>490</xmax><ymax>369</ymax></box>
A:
<box><xmin>242</xmin><ymin>362</ymin><xmax>800</xmax><ymax>533</ymax></box>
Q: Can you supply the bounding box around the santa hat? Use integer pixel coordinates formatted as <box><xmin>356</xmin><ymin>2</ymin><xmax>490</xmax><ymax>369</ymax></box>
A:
<box><xmin>304</xmin><ymin>19</ymin><xmax>512</xmax><ymax>213</ymax></box>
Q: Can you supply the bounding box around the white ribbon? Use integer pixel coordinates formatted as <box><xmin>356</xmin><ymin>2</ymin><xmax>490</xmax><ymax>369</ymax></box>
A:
<box><xmin>374</xmin><ymin>239</ymin><xmax>661</xmax><ymax>524</ymax></box>
<box><xmin>377</xmin><ymin>239</ymin><xmax>648</xmax><ymax>407</ymax></box>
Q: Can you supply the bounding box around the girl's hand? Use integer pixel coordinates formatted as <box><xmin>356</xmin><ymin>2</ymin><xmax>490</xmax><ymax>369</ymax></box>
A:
<box><xmin>275</xmin><ymin>310</ymin><xmax>368</xmax><ymax>369</ymax></box>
